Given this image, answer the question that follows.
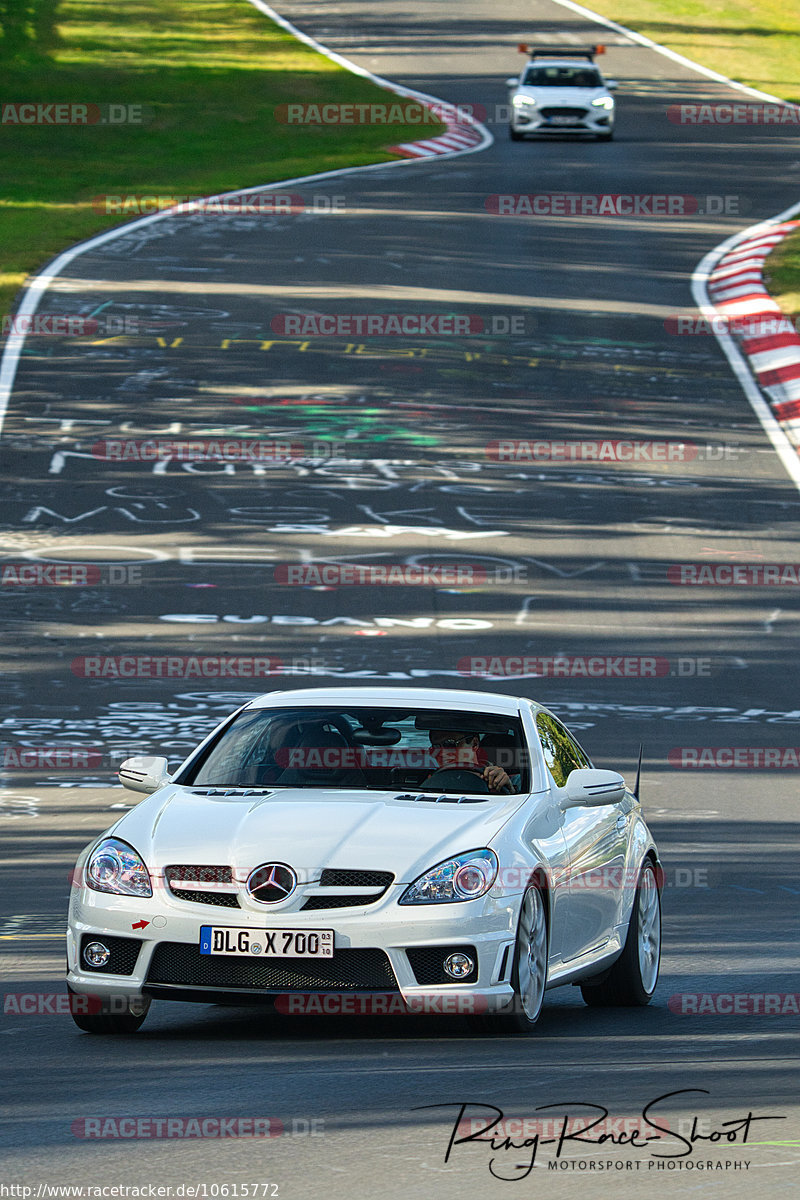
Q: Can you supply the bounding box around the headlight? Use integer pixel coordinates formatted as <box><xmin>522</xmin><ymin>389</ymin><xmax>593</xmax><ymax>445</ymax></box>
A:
<box><xmin>513</xmin><ymin>95</ymin><xmax>538</xmax><ymax>111</ymax></box>
<box><xmin>591</xmin><ymin>96</ymin><xmax>614</xmax><ymax>110</ymax></box>
<box><xmin>86</xmin><ymin>838</ymin><xmax>152</xmax><ymax>898</ymax></box>
<box><xmin>399</xmin><ymin>849</ymin><xmax>498</xmax><ymax>904</ymax></box>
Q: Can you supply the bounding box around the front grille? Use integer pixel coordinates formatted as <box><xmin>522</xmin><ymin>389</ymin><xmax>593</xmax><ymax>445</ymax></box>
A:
<box><xmin>146</xmin><ymin>943</ymin><xmax>399</xmax><ymax>992</ymax></box>
<box><xmin>320</xmin><ymin>869</ymin><xmax>393</xmax><ymax>888</ymax></box>
<box><xmin>302</xmin><ymin>894</ymin><xmax>380</xmax><ymax>911</ymax></box>
<box><xmin>301</xmin><ymin>868</ymin><xmax>394</xmax><ymax>911</ymax></box>
<box><xmin>80</xmin><ymin>934</ymin><xmax>142</xmax><ymax>976</ymax></box>
<box><xmin>170</xmin><ymin>889</ymin><xmax>241</xmax><ymax>908</ymax></box>
<box><xmin>541</xmin><ymin>106</ymin><xmax>588</xmax><ymax>119</ymax></box>
<box><xmin>406</xmin><ymin>945</ymin><xmax>479</xmax><ymax>985</ymax></box>
<box><xmin>165</xmin><ymin>864</ymin><xmax>240</xmax><ymax>908</ymax></box>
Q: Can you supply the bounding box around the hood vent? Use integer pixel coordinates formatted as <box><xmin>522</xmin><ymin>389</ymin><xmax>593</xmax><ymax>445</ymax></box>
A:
<box><xmin>186</xmin><ymin>788</ymin><xmax>275</xmax><ymax>798</ymax></box>
<box><xmin>394</xmin><ymin>793</ymin><xmax>489</xmax><ymax>804</ymax></box>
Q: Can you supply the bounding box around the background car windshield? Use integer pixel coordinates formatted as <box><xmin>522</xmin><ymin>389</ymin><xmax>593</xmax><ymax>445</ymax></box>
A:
<box><xmin>177</xmin><ymin>706</ymin><xmax>528</xmax><ymax>792</ymax></box>
<box><xmin>523</xmin><ymin>67</ymin><xmax>601</xmax><ymax>87</ymax></box>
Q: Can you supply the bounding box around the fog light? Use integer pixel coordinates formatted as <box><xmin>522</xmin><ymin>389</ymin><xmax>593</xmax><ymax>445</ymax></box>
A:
<box><xmin>84</xmin><ymin>941</ymin><xmax>110</xmax><ymax>967</ymax></box>
<box><xmin>444</xmin><ymin>952</ymin><xmax>474</xmax><ymax>979</ymax></box>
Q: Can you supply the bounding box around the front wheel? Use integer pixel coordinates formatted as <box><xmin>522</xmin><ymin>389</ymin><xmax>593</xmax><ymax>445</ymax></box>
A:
<box><xmin>68</xmin><ymin>987</ymin><xmax>151</xmax><ymax>1034</ymax></box>
<box><xmin>472</xmin><ymin>884</ymin><xmax>548</xmax><ymax>1034</ymax></box>
<box><xmin>509</xmin><ymin>125</ymin><xmax>523</xmax><ymax>141</ymax></box>
<box><xmin>597</xmin><ymin>130</ymin><xmax>614</xmax><ymax>141</ymax></box>
<box><xmin>580</xmin><ymin>859</ymin><xmax>661</xmax><ymax>1007</ymax></box>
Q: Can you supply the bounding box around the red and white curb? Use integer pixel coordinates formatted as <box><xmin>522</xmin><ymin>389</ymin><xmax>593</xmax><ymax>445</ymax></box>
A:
<box><xmin>250</xmin><ymin>0</ymin><xmax>490</xmax><ymax>162</ymax></box>
<box><xmin>706</xmin><ymin>222</ymin><xmax>800</xmax><ymax>446</ymax></box>
<box><xmin>387</xmin><ymin>120</ymin><xmax>486</xmax><ymax>158</ymax></box>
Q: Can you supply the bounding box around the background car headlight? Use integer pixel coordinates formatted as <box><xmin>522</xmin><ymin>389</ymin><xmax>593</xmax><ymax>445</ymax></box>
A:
<box><xmin>86</xmin><ymin>838</ymin><xmax>152</xmax><ymax>898</ymax></box>
<box><xmin>399</xmin><ymin>849</ymin><xmax>498</xmax><ymax>904</ymax></box>
<box><xmin>591</xmin><ymin>96</ymin><xmax>614</xmax><ymax>110</ymax></box>
<box><xmin>513</xmin><ymin>95</ymin><xmax>538</xmax><ymax>111</ymax></box>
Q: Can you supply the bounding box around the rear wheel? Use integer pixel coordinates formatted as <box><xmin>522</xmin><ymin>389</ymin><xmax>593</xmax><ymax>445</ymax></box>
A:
<box><xmin>68</xmin><ymin>987</ymin><xmax>150</xmax><ymax>1034</ymax></box>
<box><xmin>580</xmin><ymin>859</ymin><xmax>661</xmax><ymax>1007</ymax></box>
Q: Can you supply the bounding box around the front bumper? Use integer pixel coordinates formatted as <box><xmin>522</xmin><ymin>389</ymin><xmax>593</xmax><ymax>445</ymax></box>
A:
<box><xmin>67</xmin><ymin>885</ymin><xmax>520</xmax><ymax>1016</ymax></box>
<box><xmin>511</xmin><ymin>109</ymin><xmax>613</xmax><ymax>136</ymax></box>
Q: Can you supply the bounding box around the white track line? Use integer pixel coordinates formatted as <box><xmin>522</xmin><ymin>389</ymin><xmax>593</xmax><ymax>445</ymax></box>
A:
<box><xmin>0</xmin><ymin>0</ymin><xmax>491</xmax><ymax>437</ymax></box>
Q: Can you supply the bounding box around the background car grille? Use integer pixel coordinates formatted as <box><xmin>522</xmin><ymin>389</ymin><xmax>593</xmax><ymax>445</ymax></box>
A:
<box><xmin>406</xmin><ymin>945</ymin><xmax>479</xmax><ymax>985</ymax></box>
<box><xmin>541</xmin><ymin>106</ymin><xmax>587</xmax><ymax>118</ymax></box>
<box><xmin>146</xmin><ymin>943</ymin><xmax>400</xmax><ymax>991</ymax></box>
<box><xmin>165</xmin><ymin>864</ymin><xmax>241</xmax><ymax>908</ymax></box>
<box><xmin>80</xmin><ymin>934</ymin><xmax>142</xmax><ymax>976</ymax></box>
<box><xmin>301</xmin><ymin>868</ymin><xmax>394</xmax><ymax>911</ymax></box>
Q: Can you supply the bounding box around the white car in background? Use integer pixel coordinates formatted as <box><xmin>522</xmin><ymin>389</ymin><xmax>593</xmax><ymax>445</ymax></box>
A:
<box><xmin>67</xmin><ymin>686</ymin><xmax>661</xmax><ymax>1034</ymax></box>
<box><xmin>507</xmin><ymin>43</ymin><xmax>617</xmax><ymax>141</ymax></box>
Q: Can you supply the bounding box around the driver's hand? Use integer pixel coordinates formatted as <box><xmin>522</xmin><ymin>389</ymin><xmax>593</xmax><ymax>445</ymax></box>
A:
<box><xmin>483</xmin><ymin>764</ymin><xmax>511</xmax><ymax>792</ymax></box>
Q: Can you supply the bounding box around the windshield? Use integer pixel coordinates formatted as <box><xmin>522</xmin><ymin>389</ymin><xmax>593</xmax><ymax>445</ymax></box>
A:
<box><xmin>523</xmin><ymin>66</ymin><xmax>601</xmax><ymax>88</ymax></box>
<box><xmin>177</xmin><ymin>705</ymin><xmax>529</xmax><ymax>794</ymax></box>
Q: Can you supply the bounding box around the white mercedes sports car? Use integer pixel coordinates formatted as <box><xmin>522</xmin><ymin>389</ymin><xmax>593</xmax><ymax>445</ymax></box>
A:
<box><xmin>507</xmin><ymin>44</ymin><xmax>617</xmax><ymax>141</ymax></box>
<box><xmin>67</xmin><ymin>686</ymin><xmax>661</xmax><ymax>1034</ymax></box>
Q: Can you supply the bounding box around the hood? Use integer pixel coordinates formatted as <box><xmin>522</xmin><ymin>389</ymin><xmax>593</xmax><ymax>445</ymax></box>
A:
<box><xmin>108</xmin><ymin>785</ymin><xmax>529</xmax><ymax>884</ymax></box>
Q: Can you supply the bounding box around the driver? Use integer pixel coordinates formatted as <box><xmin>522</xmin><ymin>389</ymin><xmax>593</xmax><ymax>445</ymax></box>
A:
<box><xmin>424</xmin><ymin>728</ymin><xmax>514</xmax><ymax>794</ymax></box>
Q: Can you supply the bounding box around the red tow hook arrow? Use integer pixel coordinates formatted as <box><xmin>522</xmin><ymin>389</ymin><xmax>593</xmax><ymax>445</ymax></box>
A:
<box><xmin>131</xmin><ymin>920</ymin><xmax>150</xmax><ymax>930</ymax></box>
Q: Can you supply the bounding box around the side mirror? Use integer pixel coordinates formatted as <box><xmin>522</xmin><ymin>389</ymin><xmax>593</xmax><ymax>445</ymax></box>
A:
<box><xmin>561</xmin><ymin>768</ymin><xmax>626</xmax><ymax>809</ymax></box>
<box><xmin>506</xmin><ymin>76</ymin><xmax>520</xmax><ymax>88</ymax></box>
<box><xmin>605</xmin><ymin>80</ymin><xmax>618</xmax><ymax>90</ymax></box>
<box><xmin>118</xmin><ymin>755</ymin><xmax>171</xmax><ymax>794</ymax></box>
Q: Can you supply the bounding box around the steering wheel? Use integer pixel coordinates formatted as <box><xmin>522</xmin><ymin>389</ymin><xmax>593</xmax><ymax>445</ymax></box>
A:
<box><xmin>421</xmin><ymin>767</ymin><xmax>492</xmax><ymax>794</ymax></box>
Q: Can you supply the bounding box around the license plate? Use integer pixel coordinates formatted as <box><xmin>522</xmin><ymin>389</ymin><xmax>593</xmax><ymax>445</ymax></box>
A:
<box><xmin>548</xmin><ymin>115</ymin><xmax>580</xmax><ymax>125</ymax></box>
<box><xmin>199</xmin><ymin>926</ymin><xmax>333</xmax><ymax>958</ymax></box>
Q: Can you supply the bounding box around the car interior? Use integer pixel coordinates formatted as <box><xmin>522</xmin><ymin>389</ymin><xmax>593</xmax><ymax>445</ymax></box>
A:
<box><xmin>179</xmin><ymin>707</ymin><xmax>530</xmax><ymax>794</ymax></box>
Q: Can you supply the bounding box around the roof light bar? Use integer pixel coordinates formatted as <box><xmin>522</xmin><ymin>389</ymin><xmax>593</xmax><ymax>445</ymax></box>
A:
<box><xmin>517</xmin><ymin>43</ymin><xmax>605</xmax><ymax>59</ymax></box>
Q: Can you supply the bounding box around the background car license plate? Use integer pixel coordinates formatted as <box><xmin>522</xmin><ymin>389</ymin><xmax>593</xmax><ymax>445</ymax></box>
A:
<box><xmin>548</xmin><ymin>115</ymin><xmax>579</xmax><ymax>125</ymax></box>
<box><xmin>200</xmin><ymin>926</ymin><xmax>333</xmax><ymax>957</ymax></box>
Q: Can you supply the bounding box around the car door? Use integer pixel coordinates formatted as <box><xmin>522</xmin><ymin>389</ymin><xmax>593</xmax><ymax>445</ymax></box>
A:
<box><xmin>536</xmin><ymin>712</ymin><xmax>631</xmax><ymax>962</ymax></box>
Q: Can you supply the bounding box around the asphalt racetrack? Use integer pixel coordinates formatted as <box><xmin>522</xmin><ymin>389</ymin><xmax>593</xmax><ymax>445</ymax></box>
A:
<box><xmin>1</xmin><ymin>1</ymin><xmax>798</xmax><ymax>1197</ymax></box>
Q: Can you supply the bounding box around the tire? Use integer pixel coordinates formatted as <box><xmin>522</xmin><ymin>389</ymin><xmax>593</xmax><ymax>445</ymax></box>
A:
<box><xmin>580</xmin><ymin>859</ymin><xmax>661</xmax><ymax>1007</ymax></box>
<box><xmin>509</xmin><ymin>126</ymin><xmax>523</xmax><ymax>141</ymax></box>
<box><xmin>473</xmin><ymin>883</ymin><xmax>548</xmax><ymax>1033</ymax></box>
<box><xmin>68</xmin><ymin>987</ymin><xmax>151</xmax><ymax>1034</ymax></box>
<box><xmin>597</xmin><ymin>130</ymin><xmax>614</xmax><ymax>141</ymax></box>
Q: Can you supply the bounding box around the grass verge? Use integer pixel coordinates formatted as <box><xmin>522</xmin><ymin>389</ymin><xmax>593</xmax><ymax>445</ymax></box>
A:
<box><xmin>0</xmin><ymin>0</ymin><xmax>445</xmax><ymax>317</ymax></box>
<box><xmin>584</xmin><ymin>0</ymin><xmax>800</xmax><ymax>102</ymax></box>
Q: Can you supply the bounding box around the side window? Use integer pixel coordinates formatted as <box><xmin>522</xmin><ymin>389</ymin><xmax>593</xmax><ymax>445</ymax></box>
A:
<box><xmin>536</xmin><ymin>712</ymin><xmax>590</xmax><ymax>788</ymax></box>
